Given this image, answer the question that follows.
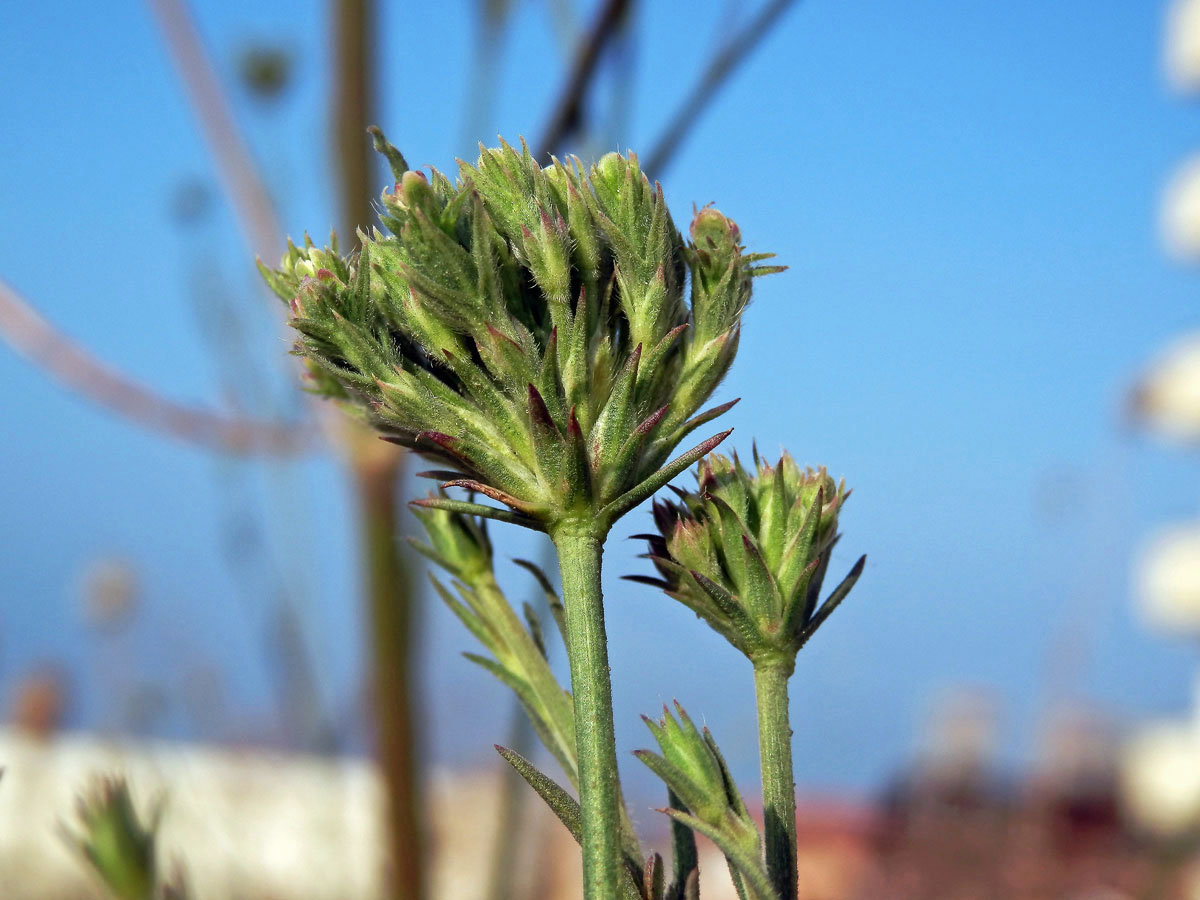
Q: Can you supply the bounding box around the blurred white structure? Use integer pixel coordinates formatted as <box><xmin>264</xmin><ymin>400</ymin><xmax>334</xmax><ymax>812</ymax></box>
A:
<box><xmin>1131</xmin><ymin>333</ymin><xmax>1200</xmax><ymax>441</ymax></box>
<box><xmin>1137</xmin><ymin>523</ymin><xmax>1200</xmax><ymax>632</ymax></box>
<box><xmin>1122</xmin><ymin>674</ymin><xmax>1200</xmax><ymax>836</ymax></box>
<box><xmin>1163</xmin><ymin>2</ymin><xmax>1200</xmax><ymax>260</ymax></box>
<box><xmin>0</xmin><ymin>729</ymin><xmax>579</xmax><ymax>900</ymax></box>
<box><xmin>1163</xmin><ymin>158</ymin><xmax>1200</xmax><ymax>260</ymax></box>
<box><xmin>0</xmin><ymin>730</ymin><xmax>785</xmax><ymax>900</ymax></box>
<box><xmin>1121</xmin><ymin>2</ymin><xmax>1200</xmax><ymax>876</ymax></box>
<box><xmin>1168</xmin><ymin>0</ymin><xmax>1200</xmax><ymax>93</ymax></box>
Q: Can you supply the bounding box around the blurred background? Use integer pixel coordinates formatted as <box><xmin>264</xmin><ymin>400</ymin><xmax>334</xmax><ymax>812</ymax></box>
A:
<box><xmin>6</xmin><ymin>0</ymin><xmax>1200</xmax><ymax>897</ymax></box>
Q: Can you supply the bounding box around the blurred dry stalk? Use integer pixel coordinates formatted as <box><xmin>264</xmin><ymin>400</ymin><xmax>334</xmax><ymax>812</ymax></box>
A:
<box><xmin>144</xmin><ymin>0</ymin><xmax>423</xmax><ymax>895</ymax></box>
<box><xmin>0</xmin><ymin>1</ymin><xmax>805</xmax><ymax>898</ymax></box>
<box><xmin>0</xmin><ymin>278</ymin><xmax>311</xmax><ymax>455</ymax></box>
<box><xmin>643</xmin><ymin>0</ymin><xmax>798</xmax><ymax>176</ymax></box>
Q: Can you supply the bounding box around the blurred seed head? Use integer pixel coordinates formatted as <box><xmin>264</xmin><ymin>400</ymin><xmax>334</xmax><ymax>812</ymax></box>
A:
<box><xmin>79</xmin><ymin>558</ymin><xmax>139</xmax><ymax>632</ymax></box>
<box><xmin>62</xmin><ymin>776</ymin><xmax>160</xmax><ymax>900</ymax></box>
<box><xmin>237</xmin><ymin>44</ymin><xmax>294</xmax><ymax>103</ymax></box>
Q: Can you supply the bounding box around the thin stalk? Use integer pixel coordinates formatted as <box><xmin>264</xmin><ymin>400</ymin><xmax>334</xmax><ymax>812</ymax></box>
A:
<box><xmin>333</xmin><ymin>0</ymin><xmax>376</xmax><ymax>249</ymax></box>
<box><xmin>354</xmin><ymin>447</ymin><xmax>423</xmax><ymax>900</ymax></box>
<box><xmin>553</xmin><ymin>525</ymin><xmax>622</xmax><ymax>900</ymax></box>
<box><xmin>753</xmin><ymin>661</ymin><xmax>797</xmax><ymax>900</ymax></box>
<box><xmin>331</xmin><ymin>4</ymin><xmax>422</xmax><ymax>896</ymax></box>
<box><xmin>485</xmin><ymin>701</ymin><xmax>533</xmax><ymax>900</ymax></box>
<box><xmin>473</xmin><ymin>555</ymin><xmax>645</xmax><ymax>861</ymax></box>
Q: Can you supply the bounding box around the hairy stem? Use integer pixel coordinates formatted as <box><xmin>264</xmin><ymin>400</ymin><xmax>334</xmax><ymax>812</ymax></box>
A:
<box><xmin>754</xmin><ymin>661</ymin><xmax>797</xmax><ymax>900</ymax></box>
<box><xmin>554</xmin><ymin>525</ymin><xmax>622</xmax><ymax>900</ymax></box>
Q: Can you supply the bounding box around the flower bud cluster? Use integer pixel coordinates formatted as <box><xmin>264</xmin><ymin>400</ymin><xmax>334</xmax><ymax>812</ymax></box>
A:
<box><xmin>260</xmin><ymin>134</ymin><xmax>782</xmax><ymax>531</ymax></box>
<box><xmin>637</xmin><ymin>451</ymin><xmax>864</xmax><ymax>667</ymax></box>
<box><xmin>634</xmin><ymin>703</ymin><xmax>772</xmax><ymax>899</ymax></box>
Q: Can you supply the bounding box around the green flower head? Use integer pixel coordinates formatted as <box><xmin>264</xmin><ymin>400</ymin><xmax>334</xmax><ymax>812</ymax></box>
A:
<box><xmin>634</xmin><ymin>450</ymin><xmax>865</xmax><ymax>668</ymax></box>
<box><xmin>634</xmin><ymin>703</ymin><xmax>772</xmax><ymax>899</ymax></box>
<box><xmin>260</xmin><ymin>134</ymin><xmax>783</xmax><ymax>533</ymax></box>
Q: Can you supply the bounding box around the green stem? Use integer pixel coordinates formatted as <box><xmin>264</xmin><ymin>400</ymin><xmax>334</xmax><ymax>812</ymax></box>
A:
<box><xmin>553</xmin><ymin>525</ymin><xmax>622</xmax><ymax>900</ymax></box>
<box><xmin>753</xmin><ymin>661</ymin><xmax>797</xmax><ymax>900</ymax></box>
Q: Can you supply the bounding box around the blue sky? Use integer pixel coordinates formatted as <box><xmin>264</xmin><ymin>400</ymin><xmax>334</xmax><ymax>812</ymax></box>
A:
<box><xmin>3</xmin><ymin>0</ymin><xmax>1200</xmax><ymax>798</ymax></box>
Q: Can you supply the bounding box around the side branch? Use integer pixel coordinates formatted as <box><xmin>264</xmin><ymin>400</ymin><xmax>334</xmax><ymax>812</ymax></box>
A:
<box><xmin>0</xmin><ymin>278</ymin><xmax>311</xmax><ymax>455</ymax></box>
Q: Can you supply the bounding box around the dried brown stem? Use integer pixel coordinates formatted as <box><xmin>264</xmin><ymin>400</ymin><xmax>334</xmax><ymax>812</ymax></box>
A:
<box><xmin>354</xmin><ymin>443</ymin><xmax>422</xmax><ymax>900</ymax></box>
<box><xmin>334</xmin><ymin>0</ymin><xmax>377</xmax><ymax>248</ymax></box>
<box><xmin>0</xmin><ymin>277</ymin><xmax>311</xmax><ymax>455</ymax></box>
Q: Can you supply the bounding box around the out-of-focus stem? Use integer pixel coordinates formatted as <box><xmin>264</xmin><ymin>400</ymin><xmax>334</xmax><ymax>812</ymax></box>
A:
<box><xmin>334</xmin><ymin>0</ymin><xmax>376</xmax><ymax>249</ymax></box>
<box><xmin>644</xmin><ymin>0</ymin><xmax>801</xmax><ymax>177</ymax></box>
<box><xmin>145</xmin><ymin>0</ymin><xmax>282</xmax><ymax>263</ymax></box>
<box><xmin>331</xmin><ymin>3</ymin><xmax>423</xmax><ymax>897</ymax></box>
<box><xmin>0</xmin><ymin>277</ymin><xmax>310</xmax><ymax>455</ymax></box>
<box><xmin>354</xmin><ymin>442</ymin><xmax>422</xmax><ymax>900</ymax></box>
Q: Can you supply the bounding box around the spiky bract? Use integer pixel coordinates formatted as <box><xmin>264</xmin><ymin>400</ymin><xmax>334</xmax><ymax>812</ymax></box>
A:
<box><xmin>637</xmin><ymin>451</ymin><xmax>864</xmax><ymax>667</ymax></box>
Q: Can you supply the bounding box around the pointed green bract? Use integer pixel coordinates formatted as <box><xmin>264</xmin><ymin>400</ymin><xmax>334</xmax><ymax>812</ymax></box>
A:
<box><xmin>496</xmin><ymin>746</ymin><xmax>644</xmax><ymax>900</ymax></box>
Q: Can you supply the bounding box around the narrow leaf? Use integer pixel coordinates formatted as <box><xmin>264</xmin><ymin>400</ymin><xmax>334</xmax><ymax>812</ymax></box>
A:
<box><xmin>600</xmin><ymin>429</ymin><xmax>733</xmax><ymax>525</ymax></box>
<box><xmin>645</xmin><ymin>852</ymin><xmax>665</xmax><ymax>900</ymax></box>
<box><xmin>741</xmin><ymin>535</ymin><xmax>784</xmax><ymax>625</ymax></box>
<box><xmin>428</xmin><ymin>576</ymin><xmax>490</xmax><ymax>649</ymax></box>
<box><xmin>633</xmin><ymin>750</ymin><xmax>712</xmax><ymax>826</ymax></box>
<box><xmin>659</xmin><ymin>810</ymin><xmax>776</xmax><ymax>900</ymax></box>
<box><xmin>794</xmin><ymin>555</ymin><xmax>866</xmax><ymax>651</ymax></box>
<box><xmin>673</xmin><ymin>398</ymin><xmax>740</xmax><ymax>445</ymax></box>
<box><xmin>667</xmin><ymin>787</ymin><xmax>698</xmax><ymax>900</ymax></box>
<box><xmin>690</xmin><ymin>571</ymin><xmax>762</xmax><ymax>655</ymax></box>
<box><xmin>514</xmin><ymin>557</ymin><xmax>567</xmax><ymax>649</ymax></box>
<box><xmin>368</xmin><ymin>126</ymin><xmax>410</xmax><ymax>180</ymax></box>
<box><xmin>494</xmin><ymin>747</ymin><xmax>644</xmax><ymax>900</ymax></box>
<box><xmin>522</xmin><ymin>602</ymin><xmax>547</xmax><ymax>658</ymax></box>
<box><xmin>440</xmin><ymin>478</ymin><xmax>537</xmax><ymax>514</ymax></box>
<box><xmin>410</xmin><ymin>497</ymin><xmax>544</xmax><ymax>531</ymax></box>
<box><xmin>495</xmin><ymin>745</ymin><xmax>581</xmax><ymax>842</ymax></box>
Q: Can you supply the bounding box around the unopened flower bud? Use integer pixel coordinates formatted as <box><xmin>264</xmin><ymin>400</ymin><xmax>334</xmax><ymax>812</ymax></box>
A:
<box><xmin>636</xmin><ymin>450</ymin><xmax>864</xmax><ymax>664</ymax></box>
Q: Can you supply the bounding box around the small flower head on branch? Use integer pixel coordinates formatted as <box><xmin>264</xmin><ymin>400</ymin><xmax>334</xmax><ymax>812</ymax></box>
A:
<box><xmin>260</xmin><ymin>133</ymin><xmax>783</xmax><ymax>534</ymax></box>
<box><xmin>635</xmin><ymin>702</ymin><xmax>776</xmax><ymax>900</ymax></box>
<box><xmin>632</xmin><ymin>450</ymin><xmax>865</xmax><ymax>670</ymax></box>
